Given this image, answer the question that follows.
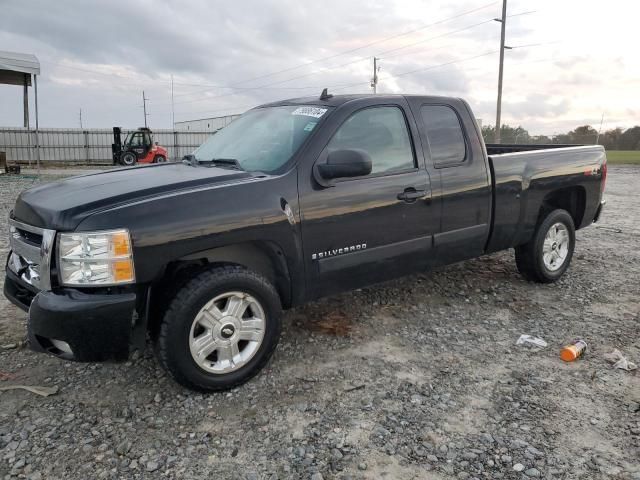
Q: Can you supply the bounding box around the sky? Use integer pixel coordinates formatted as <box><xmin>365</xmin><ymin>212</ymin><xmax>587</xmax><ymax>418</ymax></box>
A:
<box><xmin>0</xmin><ymin>0</ymin><xmax>638</xmax><ymax>135</ymax></box>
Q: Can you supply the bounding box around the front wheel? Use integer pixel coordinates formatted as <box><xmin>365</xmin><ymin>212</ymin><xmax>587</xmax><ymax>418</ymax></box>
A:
<box><xmin>515</xmin><ymin>209</ymin><xmax>575</xmax><ymax>283</ymax></box>
<box><xmin>154</xmin><ymin>265</ymin><xmax>282</xmax><ymax>392</ymax></box>
<box><xmin>120</xmin><ymin>152</ymin><xmax>137</xmax><ymax>166</ymax></box>
<box><xmin>153</xmin><ymin>155</ymin><xmax>167</xmax><ymax>163</ymax></box>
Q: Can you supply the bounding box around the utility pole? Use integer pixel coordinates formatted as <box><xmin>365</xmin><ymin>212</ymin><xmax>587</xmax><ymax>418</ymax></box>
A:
<box><xmin>170</xmin><ymin>75</ymin><xmax>175</xmax><ymax>129</ymax></box>
<box><xmin>79</xmin><ymin>108</ymin><xmax>83</xmax><ymax>129</ymax></box>
<box><xmin>595</xmin><ymin>112</ymin><xmax>604</xmax><ymax>144</ymax></box>
<box><xmin>494</xmin><ymin>0</ymin><xmax>508</xmax><ymax>143</ymax></box>
<box><xmin>142</xmin><ymin>90</ymin><xmax>149</xmax><ymax>128</ymax></box>
<box><xmin>371</xmin><ymin>57</ymin><xmax>380</xmax><ymax>94</ymax></box>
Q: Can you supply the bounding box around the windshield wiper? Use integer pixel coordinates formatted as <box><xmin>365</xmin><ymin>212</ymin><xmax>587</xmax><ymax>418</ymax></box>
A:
<box><xmin>208</xmin><ymin>158</ymin><xmax>244</xmax><ymax>170</ymax></box>
<box><xmin>182</xmin><ymin>155</ymin><xmax>244</xmax><ymax>170</ymax></box>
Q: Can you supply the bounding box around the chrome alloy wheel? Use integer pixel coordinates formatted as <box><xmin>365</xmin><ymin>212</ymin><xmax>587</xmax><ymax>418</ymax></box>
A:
<box><xmin>543</xmin><ymin>222</ymin><xmax>570</xmax><ymax>271</ymax></box>
<box><xmin>189</xmin><ymin>291</ymin><xmax>266</xmax><ymax>374</ymax></box>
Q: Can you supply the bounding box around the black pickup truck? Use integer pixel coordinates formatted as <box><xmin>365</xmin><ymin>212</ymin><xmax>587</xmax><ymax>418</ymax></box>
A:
<box><xmin>5</xmin><ymin>93</ymin><xmax>607</xmax><ymax>391</ymax></box>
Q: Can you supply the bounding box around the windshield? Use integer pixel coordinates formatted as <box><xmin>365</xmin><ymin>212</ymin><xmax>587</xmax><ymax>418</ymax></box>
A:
<box><xmin>192</xmin><ymin>105</ymin><xmax>330</xmax><ymax>172</ymax></box>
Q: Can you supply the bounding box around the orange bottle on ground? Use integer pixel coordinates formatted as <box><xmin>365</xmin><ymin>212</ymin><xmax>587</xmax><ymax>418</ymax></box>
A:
<box><xmin>560</xmin><ymin>339</ymin><xmax>587</xmax><ymax>362</ymax></box>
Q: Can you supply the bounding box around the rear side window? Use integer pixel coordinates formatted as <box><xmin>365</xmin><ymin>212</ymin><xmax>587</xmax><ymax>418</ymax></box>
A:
<box><xmin>420</xmin><ymin>105</ymin><xmax>466</xmax><ymax>166</ymax></box>
<box><xmin>328</xmin><ymin>106</ymin><xmax>415</xmax><ymax>175</ymax></box>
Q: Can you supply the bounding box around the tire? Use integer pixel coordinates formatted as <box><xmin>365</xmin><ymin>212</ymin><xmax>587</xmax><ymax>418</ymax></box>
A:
<box><xmin>515</xmin><ymin>209</ymin><xmax>575</xmax><ymax>283</ymax></box>
<box><xmin>120</xmin><ymin>152</ymin><xmax>137</xmax><ymax>166</ymax></box>
<box><xmin>154</xmin><ymin>265</ymin><xmax>282</xmax><ymax>392</ymax></box>
<box><xmin>153</xmin><ymin>155</ymin><xmax>167</xmax><ymax>163</ymax></box>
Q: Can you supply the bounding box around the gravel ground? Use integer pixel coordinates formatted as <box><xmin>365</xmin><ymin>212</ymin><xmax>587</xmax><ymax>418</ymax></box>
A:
<box><xmin>0</xmin><ymin>167</ymin><xmax>638</xmax><ymax>480</ymax></box>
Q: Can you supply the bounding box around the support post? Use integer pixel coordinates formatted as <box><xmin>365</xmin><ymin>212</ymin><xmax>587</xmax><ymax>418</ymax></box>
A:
<box><xmin>23</xmin><ymin>74</ymin><xmax>29</xmax><ymax>128</ymax></box>
<box><xmin>34</xmin><ymin>74</ymin><xmax>40</xmax><ymax>176</ymax></box>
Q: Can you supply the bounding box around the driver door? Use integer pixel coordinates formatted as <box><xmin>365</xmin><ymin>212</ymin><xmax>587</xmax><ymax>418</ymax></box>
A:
<box><xmin>298</xmin><ymin>101</ymin><xmax>438</xmax><ymax>300</ymax></box>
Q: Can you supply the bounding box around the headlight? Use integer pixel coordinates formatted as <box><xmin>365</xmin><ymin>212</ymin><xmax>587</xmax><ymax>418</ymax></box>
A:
<box><xmin>58</xmin><ymin>229</ymin><xmax>135</xmax><ymax>286</ymax></box>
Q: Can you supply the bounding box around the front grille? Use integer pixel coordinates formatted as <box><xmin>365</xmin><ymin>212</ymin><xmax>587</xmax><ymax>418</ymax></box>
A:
<box><xmin>16</xmin><ymin>228</ymin><xmax>43</xmax><ymax>246</ymax></box>
<box><xmin>8</xmin><ymin>218</ymin><xmax>55</xmax><ymax>291</ymax></box>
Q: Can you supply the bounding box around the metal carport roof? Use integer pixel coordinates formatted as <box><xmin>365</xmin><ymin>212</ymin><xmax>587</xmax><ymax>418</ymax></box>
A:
<box><xmin>0</xmin><ymin>50</ymin><xmax>40</xmax><ymax>85</ymax></box>
<box><xmin>0</xmin><ymin>50</ymin><xmax>42</xmax><ymax>173</ymax></box>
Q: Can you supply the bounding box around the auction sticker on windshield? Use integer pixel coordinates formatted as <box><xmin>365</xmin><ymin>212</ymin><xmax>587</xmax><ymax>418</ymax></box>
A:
<box><xmin>292</xmin><ymin>107</ymin><xmax>328</xmax><ymax>118</ymax></box>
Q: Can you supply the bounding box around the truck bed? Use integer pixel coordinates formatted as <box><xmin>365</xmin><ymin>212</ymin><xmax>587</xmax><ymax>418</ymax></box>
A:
<box><xmin>486</xmin><ymin>145</ymin><xmax>607</xmax><ymax>253</ymax></box>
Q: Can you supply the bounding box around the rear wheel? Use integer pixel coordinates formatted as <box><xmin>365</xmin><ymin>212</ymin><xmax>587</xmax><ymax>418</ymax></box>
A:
<box><xmin>154</xmin><ymin>265</ymin><xmax>282</xmax><ymax>392</ymax></box>
<box><xmin>120</xmin><ymin>152</ymin><xmax>137</xmax><ymax>166</ymax></box>
<box><xmin>515</xmin><ymin>209</ymin><xmax>575</xmax><ymax>283</ymax></box>
<box><xmin>153</xmin><ymin>155</ymin><xmax>167</xmax><ymax>163</ymax></box>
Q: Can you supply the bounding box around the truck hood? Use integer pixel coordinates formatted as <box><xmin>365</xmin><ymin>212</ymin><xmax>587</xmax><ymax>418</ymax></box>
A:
<box><xmin>12</xmin><ymin>163</ymin><xmax>253</xmax><ymax>230</ymax></box>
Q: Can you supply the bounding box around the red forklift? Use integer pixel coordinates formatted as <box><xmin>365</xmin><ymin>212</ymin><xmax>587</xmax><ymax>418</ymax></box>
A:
<box><xmin>112</xmin><ymin>127</ymin><xmax>168</xmax><ymax>166</ymax></box>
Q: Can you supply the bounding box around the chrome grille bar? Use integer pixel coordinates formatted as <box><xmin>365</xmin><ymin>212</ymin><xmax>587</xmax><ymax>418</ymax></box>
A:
<box><xmin>8</xmin><ymin>218</ymin><xmax>55</xmax><ymax>291</ymax></box>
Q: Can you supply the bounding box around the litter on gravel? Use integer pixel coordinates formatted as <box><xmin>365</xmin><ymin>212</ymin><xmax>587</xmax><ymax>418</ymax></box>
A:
<box><xmin>604</xmin><ymin>349</ymin><xmax>638</xmax><ymax>371</ymax></box>
<box><xmin>516</xmin><ymin>334</ymin><xmax>548</xmax><ymax>348</ymax></box>
<box><xmin>0</xmin><ymin>384</ymin><xmax>59</xmax><ymax>397</ymax></box>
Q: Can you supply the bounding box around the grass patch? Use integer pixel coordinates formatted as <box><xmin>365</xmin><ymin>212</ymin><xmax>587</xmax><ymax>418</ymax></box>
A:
<box><xmin>606</xmin><ymin>150</ymin><xmax>640</xmax><ymax>165</ymax></box>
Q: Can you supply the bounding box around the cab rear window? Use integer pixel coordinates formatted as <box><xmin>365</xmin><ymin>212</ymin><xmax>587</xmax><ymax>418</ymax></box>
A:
<box><xmin>420</xmin><ymin>105</ymin><xmax>466</xmax><ymax>167</ymax></box>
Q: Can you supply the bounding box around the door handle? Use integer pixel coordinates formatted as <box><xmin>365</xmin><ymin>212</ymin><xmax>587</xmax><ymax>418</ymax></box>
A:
<box><xmin>397</xmin><ymin>188</ymin><xmax>427</xmax><ymax>202</ymax></box>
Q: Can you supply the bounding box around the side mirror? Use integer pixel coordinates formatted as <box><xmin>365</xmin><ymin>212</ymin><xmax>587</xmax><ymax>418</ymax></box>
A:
<box><xmin>317</xmin><ymin>149</ymin><xmax>372</xmax><ymax>181</ymax></box>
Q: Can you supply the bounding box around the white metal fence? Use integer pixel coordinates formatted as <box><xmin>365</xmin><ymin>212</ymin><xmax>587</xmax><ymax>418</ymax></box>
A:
<box><xmin>0</xmin><ymin>128</ymin><xmax>213</xmax><ymax>165</ymax></box>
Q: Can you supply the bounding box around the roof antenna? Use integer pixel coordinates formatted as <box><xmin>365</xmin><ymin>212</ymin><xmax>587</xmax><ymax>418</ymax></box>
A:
<box><xmin>319</xmin><ymin>88</ymin><xmax>333</xmax><ymax>100</ymax></box>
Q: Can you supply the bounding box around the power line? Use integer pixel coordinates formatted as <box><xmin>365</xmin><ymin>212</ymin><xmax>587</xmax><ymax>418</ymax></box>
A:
<box><xmin>508</xmin><ymin>41</ymin><xmax>561</xmax><ymax>49</ymax></box>
<box><xmin>385</xmin><ymin>50</ymin><xmax>499</xmax><ymax>79</ymax></box>
<box><xmin>506</xmin><ymin>10</ymin><xmax>537</xmax><ymax>18</ymax></box>
<box><xmin>378</xmin><ymin>10</ymin><xmax>535</xmax><ymax>61</ymax></box>
<box><xmin>167</xmin><ymin>2</ymin><xmax>501</xmax><ymax>101</ymax></box>
<box><xmin>173</xmin><ymin>81</ymin><xmax>372</xmax><ymax>118</ymax></box>
<box><xmin>41</xmin><ymin>2</ymin><xmax>509</xmax><ymax>114</ymax></box>
<box><xmin>41</xmin><ymin>3</ymin><xmax>497</xmax><ymax>96</ymax></box>
<box><xmin>378</xmin><ymin>19</ymin><xmax>495</xmax><ymax>59</ymax></box>
<box><xmin>39</xmin><ymin>2</ymin><xmax>547</xmax><ymax>127</ymax></box>
<box><xmin>167</xmin><ymin>17</ymin><xmax>503</xmax><ymax>107</ymax></box>
<box><xmin>208</xmin><ymin>1</ymin><xmax>499</xmax><ymax>88</ymax></box>
<box><xmin>43</xmin><ymin>61</ymin><xmax>330</xmax><ymax>92</ymax></box>
<box><xmin>379</xmin><ymin>52</ymin><xmax>556</xmax><ymax>87</ymax></box>
<box><xmin>170</xmin><ymin>9</ymin><xmax>535</xmax><ymax>99</ymax></box>
<box><xmin>175</xmin><ymin>51</ymin><xmax>559</xmax><ymax>120</ymax></box>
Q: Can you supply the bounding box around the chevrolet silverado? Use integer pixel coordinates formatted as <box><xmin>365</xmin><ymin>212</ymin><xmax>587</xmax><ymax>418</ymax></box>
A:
<box><xmin>4</xmin><ymin>92</ymin><xmax>607</xmax><ymax>391</ymax></box>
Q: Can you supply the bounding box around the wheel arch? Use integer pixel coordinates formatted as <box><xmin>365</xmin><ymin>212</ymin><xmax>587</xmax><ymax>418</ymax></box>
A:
<box><xmin>148</xmin><ymin>241</ymin><xmax>292</xmax><ymax>335</ymax></box>
<box><xmin>538</xmin><ymin>186</ymin><xmax>586</xmax><ymax>230</ymax></box>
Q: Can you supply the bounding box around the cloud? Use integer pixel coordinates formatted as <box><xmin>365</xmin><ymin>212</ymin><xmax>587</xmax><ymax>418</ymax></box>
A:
<box><xmin>0</xmin><ymin>0</ymin><xmax>638</xmax><ymax>134</ymax></box>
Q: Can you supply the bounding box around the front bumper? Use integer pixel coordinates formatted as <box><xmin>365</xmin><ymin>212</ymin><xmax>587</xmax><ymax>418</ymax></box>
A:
<box><xmin>4</xmin><ymin>270</ymin><xmax>137</xmax><ymax>362</ymax></box>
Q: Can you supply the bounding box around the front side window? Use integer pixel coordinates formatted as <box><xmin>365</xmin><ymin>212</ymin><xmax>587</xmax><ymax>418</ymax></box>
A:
<box><xmin>420</xmin><ymin>105</ymin><xmax>466</xmax><ymax>166</ymax></box>
<box><xmin>193</xmin><ymin>105</ymin><xmax>330</xmax><ymax>173</ymax></box>
<box><xmin>327</xmin><ymin>106</ymin><xmax>415</xmax><ymax>175</ymax></box>
<box><xmin>126</xmin><ymin>133</ymin><xmax>141</xmax><ymax>146</ymax></box>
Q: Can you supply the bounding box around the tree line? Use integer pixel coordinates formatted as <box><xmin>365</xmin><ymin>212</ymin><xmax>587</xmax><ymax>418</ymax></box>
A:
<box><xmin>482</xmin><ymin>124</ymin><xmax>640</xmax><ymax>150</ymax></box>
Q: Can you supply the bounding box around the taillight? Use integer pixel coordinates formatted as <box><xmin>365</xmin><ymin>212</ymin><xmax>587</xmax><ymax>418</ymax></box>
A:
<box><xmin>601</xmin><ymin>160</ymin><xmax>607</xmax><ymax>194</ymax></box>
